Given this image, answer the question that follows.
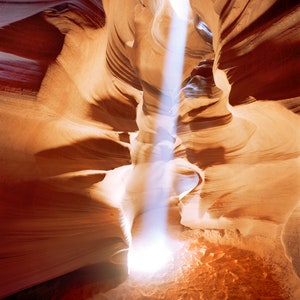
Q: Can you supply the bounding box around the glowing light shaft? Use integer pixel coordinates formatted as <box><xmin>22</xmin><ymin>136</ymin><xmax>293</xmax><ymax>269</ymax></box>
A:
<box><xmin>128</xmin><ymin>235</ymin><xmax>173</xmax><ymax>274</ymax></box>
<box><xmin>128</xmin><ymin>1</ymin><xmax>190</xmax><ymax>275</ymax></box>
<box><xmin>169</xmin><ymin>0</ymin><xmax>190</xmax><ymax>21</ymax></box>
<box><xmin>141</xmin><ymin>0</ymin><xmax>190</xmax><ymax>231</ymax></box>
<box><xmin>146</xmin><ymin>0</ymin><xmax>191</xmax><ymax>210</ymax></box>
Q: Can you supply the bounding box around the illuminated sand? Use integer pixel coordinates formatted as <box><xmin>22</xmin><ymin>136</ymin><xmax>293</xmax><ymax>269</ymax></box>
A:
<box><xmin>102</xmin><ymin>237</ymin><xmax>290</xmax><ymax>300</ymax></box>
<box><xmin>6</xmin><ymin>208</ymin><xmax>300</xmax><ymax>300</ymax></box>
<box><xmin>97</xmin><ymin>208</ymin><xmax>300</xmax><ymax>300</ymax></box>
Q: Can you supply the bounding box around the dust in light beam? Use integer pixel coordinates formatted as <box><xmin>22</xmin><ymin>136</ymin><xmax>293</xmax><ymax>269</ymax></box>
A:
<box><xmin>128</xmin><ymin>0</ymin><xmax>191</xmax><ymax>274</ymax></box>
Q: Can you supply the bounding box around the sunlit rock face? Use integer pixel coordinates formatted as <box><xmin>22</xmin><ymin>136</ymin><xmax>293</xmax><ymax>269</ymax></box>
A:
<box><xmin>178</xmin><ymin>0</ymin><xmax>300</xmax><ymax>278</ymax></box>
<box><xmin>0</xmin><ymin>1</ymin><xmax>131</xmax><ymax>298</ymax></box>
<box><xmin>0</xmin><ymin>0</ymin><xmax>299</xmax><ymax>298</ymax></box>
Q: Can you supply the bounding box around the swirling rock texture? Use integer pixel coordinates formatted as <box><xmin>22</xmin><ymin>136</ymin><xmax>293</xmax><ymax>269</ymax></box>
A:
<box><xmin>0</xmin><ymin>0</ymin><xmax>299</xmax><ymax>299</ymax></box>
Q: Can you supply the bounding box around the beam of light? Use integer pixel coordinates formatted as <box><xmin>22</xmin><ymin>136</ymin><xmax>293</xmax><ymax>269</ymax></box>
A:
<box><xmin>128</xmin><ymin>233</ymin><xmax>173</xmax><ymax>274</ymax></box>
<box><xmin>128</xmin><ymin>0</ymin><xmax>190</xmax><ymax>275</ymax></box>
<box><xmin>169</xmin><ymin>0</ymin><xmax>190</xmax><ymax>21</ymax></box>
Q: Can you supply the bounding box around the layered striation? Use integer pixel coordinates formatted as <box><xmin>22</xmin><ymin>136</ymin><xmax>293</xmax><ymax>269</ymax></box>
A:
<box><xmin>0</xmin><ymin>0</ymin><xmax>299</xmax><ymax>298</ymax></box>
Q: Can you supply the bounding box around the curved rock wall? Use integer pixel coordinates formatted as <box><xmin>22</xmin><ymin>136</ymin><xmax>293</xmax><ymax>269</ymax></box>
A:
<box><xmin>0</xmin><ymin>2</ymin><xmax>131</xmax><ymax>297</ymax></box>
<box><xmin>0</xmin><ymin>0</ymin><xmax>299</xmax><ymax>297</ymax></box>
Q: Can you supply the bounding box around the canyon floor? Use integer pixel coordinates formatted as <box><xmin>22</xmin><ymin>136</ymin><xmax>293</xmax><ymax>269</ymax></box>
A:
<box><xmin>4</xmin><ymin>208</ymin><xmax>300</xmax><ymax>300</ymax></box>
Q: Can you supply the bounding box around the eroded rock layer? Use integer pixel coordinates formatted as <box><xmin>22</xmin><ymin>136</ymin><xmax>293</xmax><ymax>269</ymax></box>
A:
<box><xmin>0</xmin><ymin>0</ymin><xmax>299</xmax><ymax>298</ymax></box>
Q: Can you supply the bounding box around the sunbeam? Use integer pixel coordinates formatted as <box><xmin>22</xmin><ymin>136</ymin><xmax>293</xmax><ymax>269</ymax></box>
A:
<box><xmin>127</xmin><ymin>0</ymin><xmax>191</xmax><ymax>274</ymax></box>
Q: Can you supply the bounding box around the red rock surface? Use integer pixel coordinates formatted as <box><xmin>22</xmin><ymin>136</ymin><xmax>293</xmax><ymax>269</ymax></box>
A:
<box><xmin>4</xmin><ymin>228</ymin><xmax>295</xmax><ymax>300</ymax></box>
<box><xmin>0</xmin><ymin>1</ymin><xmax>299</xmax><ymax>299</ymax></box>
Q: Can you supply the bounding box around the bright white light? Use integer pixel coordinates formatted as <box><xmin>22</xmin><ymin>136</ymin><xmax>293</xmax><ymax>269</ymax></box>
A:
<box><xmin>128</xmin><ymin>237</ymin><xmax>173</xmax><ymax>274</ymax></box>
<box><xmin>125</xmin><ymin>0</ymin><xmax>190</xmax><ymax>277</ymax></box>
<box><xmin>169</xmin><ymin>0</ymin><xmax>190</xmax><ymax>21</ymax></box>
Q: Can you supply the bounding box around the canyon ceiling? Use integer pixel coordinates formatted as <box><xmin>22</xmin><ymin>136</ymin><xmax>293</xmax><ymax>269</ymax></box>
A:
<box><xmin>0</xmin><ymin>0</ymin><xmax>299</xmax><ymax>298</ymax></box>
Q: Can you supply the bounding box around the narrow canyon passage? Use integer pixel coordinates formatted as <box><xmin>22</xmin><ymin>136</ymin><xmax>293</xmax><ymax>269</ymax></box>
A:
<box><xmin>0</xmin><ymin>0</ymin><xmax>299</xmax><ymax>299</ymax></box>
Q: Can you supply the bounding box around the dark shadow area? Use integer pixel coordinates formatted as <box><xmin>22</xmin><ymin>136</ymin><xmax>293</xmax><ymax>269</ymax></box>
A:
<box><xmin>3</xmin><ymin>262</ymin><xmax>128</xmax><ymax>300</ymax></box>
<box><xmin>0</xmin><ymin>1</ymin><xmax>106</xmax><ymax>93</ymax></box>
<box><xmin>186</xmin><ymin>146</ymin><xmax>226</xmax><ymax>169</ymax></box>
<box><xmin>35</xmin><ymin>137</ymin><xmax>131</xmax><ymax>176</ymax></box>
<box><xmin>217</xmin><ymin>2</ymin><xmax>300</xmax><ymax>105</ymax></box>
<box><xmin>226</xmin><ymin>40</ymin><xmax>300</xmax><ymax>105</ymax></box>
<box><xmin>0</xmin><ymin>13</ymin><xmax>64</xmax><ymax>92</ymax></box>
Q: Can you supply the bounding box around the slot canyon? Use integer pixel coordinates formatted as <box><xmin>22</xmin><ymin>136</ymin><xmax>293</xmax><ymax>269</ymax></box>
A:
<box><xmin>0</xmin><ymin>0</ymin><xmax>299</xmax><ymax>299</ymax></box>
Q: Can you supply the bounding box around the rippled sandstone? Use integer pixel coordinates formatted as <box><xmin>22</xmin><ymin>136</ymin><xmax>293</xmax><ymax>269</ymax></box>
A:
<box><xmin>0</xmin><ymin>0</ymin><xmax>299</xmax><ymax>298</ymax></box>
